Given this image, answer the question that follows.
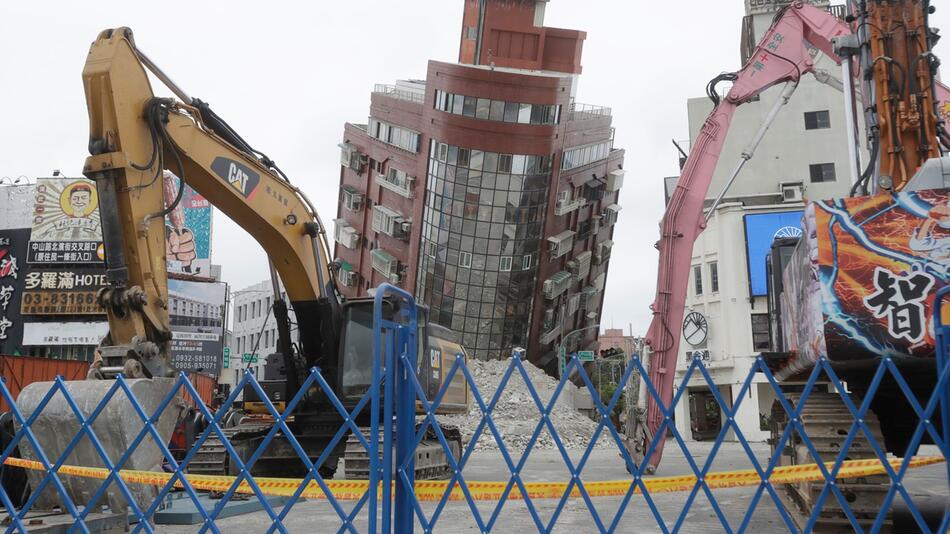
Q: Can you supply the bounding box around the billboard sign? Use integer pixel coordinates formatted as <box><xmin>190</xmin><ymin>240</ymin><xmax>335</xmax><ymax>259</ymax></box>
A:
<box><xmin>22</xmin><ymin>321</ymin><xmax>108</xmax><ymax>346</ymax></box>
<box><xmin>164</xmin><ymin>171</ymin><xmax>213</xmax><ymax>276</ymax></box>
<box><xmin>0</xmin><ymin>229</ymin><xmax>29</xmax><ymax>354</ymax></box>
<box><xmin>20</xmin><ymin>267</ymin><xmax>107</xmax><ymax>315</ymax></box>
<box><xmin>168</xmin><ymin>278</ymin><xmax>226</xmax><ymax>375</ymax></box>
<box><xmin>0</xmin><ymin>185</ymin><xmax>34</xmax><ymax>230</ymax></box>
<box><xmin>743</xmin><ymin>210</ymin><xmax>804</xmax><ymax>296</ymax></box>
<box><xmin>28</xmin><ymin>177</ymin><xmax>104</xmax><ymax>264</ymax></box>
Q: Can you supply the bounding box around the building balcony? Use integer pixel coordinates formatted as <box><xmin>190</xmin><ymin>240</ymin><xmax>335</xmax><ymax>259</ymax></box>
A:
<box><xmin>543</xmin><ymin>271</ymin><xmax>572</xmax><ymax>300</ymax></box>
<box><xmin>373</xmin><ymin>84</ymin><xmax>425</xmax><ymax>105</ymax></box>
<box><xmin>371</xmin><ymin>248</ymin><xmax>402</xmax><ymax>283</ymax></box>
<box><xmin>567</xmin><ymin>101</ymin><xmax>612</xmax><ymax>121</ymax></box>
<box><xmin>594</xmin><ymin>239</ymin><xmax>613</xmax><ymax>265</ymax></box>
<box><xmin>539</xmin><ymin>323</ymin><xmax>562</xmax><ymax>345</ymax></box>
<box><xmin>374</xmin><ymin>170</ymin><xmax>415</xmax><ymax>198</ymax></box>
<box><xmin>554</xmin><ymin>197</ymin><xmax>587</xmax><ymax>216</ymax></box>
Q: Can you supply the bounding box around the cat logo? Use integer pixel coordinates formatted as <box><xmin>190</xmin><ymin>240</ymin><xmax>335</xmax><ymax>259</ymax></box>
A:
<box><xmin>210</xmin><ymin>157</ymin><xmax>261</xmax><ymax>198</ymax></box>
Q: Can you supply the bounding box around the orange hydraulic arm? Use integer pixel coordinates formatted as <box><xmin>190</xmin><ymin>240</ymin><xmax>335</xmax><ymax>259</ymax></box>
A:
<box><xmin>865</xmin><ymin>0</ymin><xmax>943</xmax><ymax>190</ymax></box>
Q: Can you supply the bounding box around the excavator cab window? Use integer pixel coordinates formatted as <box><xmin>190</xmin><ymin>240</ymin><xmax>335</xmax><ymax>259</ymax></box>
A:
<box><xmin>338</xmin><ymin>298</ymin><xmax>429</xmax><ymax>403</ymax></box>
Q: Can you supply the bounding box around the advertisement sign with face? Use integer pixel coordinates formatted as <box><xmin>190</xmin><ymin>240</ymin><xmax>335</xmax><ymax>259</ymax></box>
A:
<box><xmin>28</xmin><ymin>178</ymin><xmax>104</xmax><ymax>264</ymax></box>
<box><xmin>163</xmin><ymin>171</ymin><xmax>213</xmax><ymax>276</ymax></box>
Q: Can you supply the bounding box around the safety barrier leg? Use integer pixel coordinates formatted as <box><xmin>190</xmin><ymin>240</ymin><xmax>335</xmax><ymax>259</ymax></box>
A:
<box><xmin>935</xmin><ymin>286</ymin><xmax>950</xmax><ymax>487</ymax></box>
<box><xmin>395</xmin><ymin>320</ymin><xmax>417</xmax><ymax>534</ymax></box>
<box><xmin>373</xmin><ymin>282</ymin><xmax>419</xmax><ymax>534</ymax></box>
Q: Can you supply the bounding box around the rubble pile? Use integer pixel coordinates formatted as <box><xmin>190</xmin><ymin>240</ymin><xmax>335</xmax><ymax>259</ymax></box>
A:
<box><xmin>437</xmin><ymin>358</ymin><xmax>615</xmax><ymax>451</ymax></box>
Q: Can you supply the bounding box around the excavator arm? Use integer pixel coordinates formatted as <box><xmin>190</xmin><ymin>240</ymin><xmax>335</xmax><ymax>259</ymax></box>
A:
<box><xmin>81</xmin><ymin>28</ymin><xmax>338</xmax><ymax>391</ymax></box>
<box><xmin>641</xmin><ymin>3</ymin><xmax>852</xmax><ymax>471</ymax></box>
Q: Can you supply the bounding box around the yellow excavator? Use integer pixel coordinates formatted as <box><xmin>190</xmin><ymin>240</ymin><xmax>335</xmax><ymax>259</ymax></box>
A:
<box><xmin>11</xmin><ymin>27</ymin><xmax>468</xmax><ymax>513</ymax></box>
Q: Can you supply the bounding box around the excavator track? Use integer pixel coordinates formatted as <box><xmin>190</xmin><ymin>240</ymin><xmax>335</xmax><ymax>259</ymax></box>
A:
<box><xmin>188</xmin><ymin>422</ymin><xmax>272</xmax><ymax>477</ymax></box>
<box><xmin>770</xmin><ymin>391</ymin><xmax>891</xmax><ymax>533</ymax></box>
<box><xmin>343</xmin><ymin>424</ymin><xmax>463</xmax><ymax>480</ymax></box>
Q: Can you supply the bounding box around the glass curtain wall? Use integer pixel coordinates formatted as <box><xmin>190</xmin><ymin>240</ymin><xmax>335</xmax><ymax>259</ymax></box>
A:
<box><xmin>417</xmin><ymin>140</ymin><xmax>551</xmax><ymax>360</ymax></box>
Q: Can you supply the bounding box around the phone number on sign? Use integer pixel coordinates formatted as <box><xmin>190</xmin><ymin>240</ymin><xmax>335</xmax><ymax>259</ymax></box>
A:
<box><xmin>20</xmin><ymin>291</ymin><xmax>102</xmax><ymax>315</ymax></box>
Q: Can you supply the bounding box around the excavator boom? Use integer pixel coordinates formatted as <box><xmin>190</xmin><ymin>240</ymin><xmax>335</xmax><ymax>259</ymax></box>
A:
<box><xmin>81</xmin><ymin>28</ymin><xmax>338</xmax><ymax>384</ymax></box>
<box><xmin>643</xmin><ymin>3</ymin><xmax>852</xmax><ymax>470</ymax></box>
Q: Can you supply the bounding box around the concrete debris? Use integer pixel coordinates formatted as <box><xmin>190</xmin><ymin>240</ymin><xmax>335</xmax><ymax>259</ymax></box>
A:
<box><xmin>437</xmin><ymin>358</ymin><xmax>616</xmax><ymax>452</ymax></box>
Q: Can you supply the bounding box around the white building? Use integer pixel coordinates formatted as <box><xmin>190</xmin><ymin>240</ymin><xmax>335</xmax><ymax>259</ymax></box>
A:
<box><xmin>225</xmin><ymin>279</ymin><xmax>297</xmax><ymax>388</ymax></box>
<box><xmin>671</xmin><ymin>0</ymin><xmax>862</xmax><ymax>443</ymax></box>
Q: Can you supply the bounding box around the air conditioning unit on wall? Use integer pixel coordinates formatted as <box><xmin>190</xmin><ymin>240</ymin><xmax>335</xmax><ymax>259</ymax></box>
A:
<box><xmin>781</xmin><ymin>182</ymin><xmax>803</xmax><ymax>203</ymax></box>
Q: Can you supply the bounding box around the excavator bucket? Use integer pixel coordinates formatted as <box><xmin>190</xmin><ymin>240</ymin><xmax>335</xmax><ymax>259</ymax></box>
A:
<box><xmin>13</xmin><ymin>378</ymin><xmax>182</xmax><ymax>514</ymax></box>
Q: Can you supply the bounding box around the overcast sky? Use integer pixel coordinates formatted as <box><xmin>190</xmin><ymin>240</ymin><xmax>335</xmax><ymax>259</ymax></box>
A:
<box><xmin>2</xmin><ymin>1</ymin><xmax>949</xmax><ymax>336</ymax></box>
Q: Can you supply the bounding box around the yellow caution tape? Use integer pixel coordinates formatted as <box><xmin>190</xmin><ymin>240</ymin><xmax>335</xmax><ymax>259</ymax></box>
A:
<box><xmin>2</xmin><ymin>456</ymin><xmax>943</xmax><ymax>502</ymax></box>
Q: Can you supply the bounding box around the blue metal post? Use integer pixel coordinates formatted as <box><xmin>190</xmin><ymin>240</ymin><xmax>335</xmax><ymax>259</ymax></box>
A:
<box><xmin>373</xmin><ymin>283</ymin><xmax>419</xmax><ymax>534</ymax></box>
<box><xmin>395</xmin><ymin>319</ymin><xmax>417</xmax><ymax>534</ymax></box>
<box><xmin>382</xmin><ymin>327</ymin><xmax>395</xmax><ymax>534</ymax></box>
<box><xmin>934</xmin><ymin>286</ymin><xmax>950</xmax><ymax>485</ymax></box>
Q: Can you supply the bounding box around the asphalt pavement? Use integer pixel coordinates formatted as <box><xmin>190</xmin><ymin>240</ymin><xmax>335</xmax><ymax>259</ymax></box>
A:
<box><xmin>153</xmin><ymin>442</ymin><xmax>948</xmax><ymax>533</ymax></box>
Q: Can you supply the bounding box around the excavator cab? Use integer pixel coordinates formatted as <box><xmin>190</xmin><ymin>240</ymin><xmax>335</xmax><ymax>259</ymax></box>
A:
<box><xmin>337</xmin><ymin>297</ymin><xmax>469</xmax><ymax>415</ymax></box>
<box><xmin>240</xmin><ymin>295</ymin><xmax>469</xmax><ymax>420</ymax></box>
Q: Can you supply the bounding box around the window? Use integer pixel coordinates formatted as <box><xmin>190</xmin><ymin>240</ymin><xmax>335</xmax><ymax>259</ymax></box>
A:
<box><xmin>466</xmin><ymin>25</ymin><xmax>478</xmax><ymax>40</ymax></box>
<box><xmin>462</xmin><ymin>96</ymin><xmax>477</xmax><ymax>117</ymax></box>
<box><xmin>499</xmin><ymin>256</ymin><xmax>512</xmax><ymax>271</ymax></box>
<box><xmin>809</xmin><ymin>162</ymin><xmax>836</xmax><ymax>183</ymax></box>
<box><xmin>372</xmin><ymin>205</ymin><xmax>403</xmax><ymax>237</ymax></box>
<box><xmin>424</xmin><ymin>241</ymin><xmax>436</xmax><ymax>258</ymax></box>
<box><xmin>371</xmin><ymin>248</ymin><xmax>399</xmax><ymax>280</ymax></box>
<box><xmin>476</xmin><ymin>98</ymin><xmax>490</xmax><ymax>120</ymax></box>
<box><xmin>804</xmin><ymin>110</ymin><xmax>831</xmax><ymax>130</ymax></box>
<box><xmin>489</xmin><ymin>100</ymin><xmax>505</xmax><ymax>121</ymax></box>
<box><xmin>459</xmin><ymin>251</ymin><xmax>472</xmax><ymax>268</ymax></box>
<box><xmin>710</xmin><ymin>261</ymin><xmax>719</xmax><ymax>293</ymax></box>
<box><xmin>497</xmin><ymin>154</ymin><xmax>513</xmax><ymax>173</ymax></box>
<box><xmin>751</xmin><ymin>314</ymin><xmax>770</xmax><ymax>351</ymax></box>
<box><xmin>457</xmin><ymin>148</ymin><xmax>470</xmax><ymax>168</ymax></box>
<box><xmin>504</xmin><ymin>102</ymin><xmax>520</xmax><ymax>123</ymax></box>
<box><xmin>523</xmin><ymin>254</ymin><xmax>533</xmax><ymax>270</ymax></box>
<box><xmin>561</xmin><ymin>139</ymin><xmax>614</xmax><ymax>171</ymax></box>
<box><xmin>376</xmin><ymin>167</ymin><xmax>414</xmax><ymax>197</ymax></box>
<box><xmin>367</xmin><ymin>117</ymin><xmax>420</xmax><ymax>152</ymax></box>
<box><xmin>341</xmin><ymin>186</ymin><xmax>364</xmax><ymax>211</ymax></box>
<box><xmin>693</xmin><ymin>265</ymin><xmax>703</xmax><ymax>296</ymax></box>
<box><xmin>264</xmin><ymin>330</ymin><xmax>270</xmax><ymax>348</ymax></box>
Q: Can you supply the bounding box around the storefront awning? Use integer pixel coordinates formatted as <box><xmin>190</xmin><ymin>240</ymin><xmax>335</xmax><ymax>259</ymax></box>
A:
<box><xmin>339</xmin><ymin>260</ymin><xmax>354</xmax><ymax>272</ymax></box>
<box><xmin>371</xmin><ymin>249</ymin><xmax>396</xmax><ymax>263</ymax></box>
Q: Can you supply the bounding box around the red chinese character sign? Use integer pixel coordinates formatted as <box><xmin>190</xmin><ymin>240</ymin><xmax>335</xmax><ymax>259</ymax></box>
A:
<box><xmin>778</xmin><ymin>189</ymin><xmax>950</xmax><ymax>379</ymax></box>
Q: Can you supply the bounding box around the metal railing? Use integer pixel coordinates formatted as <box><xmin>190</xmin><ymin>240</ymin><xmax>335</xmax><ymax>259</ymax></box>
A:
<box><xmin>567</xmin><ymin>101</ymin><xmax>612</xmax><ymax>121</ymax></box>
<box><xmin>373</xmin><ymin>85</ymin><xmax>426</xmax><ymax>105</ymax></box>
<box><xmin>0</xmin><ymin>284</ymin><xmax>947</xmax><ymax>532</ymax></box>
